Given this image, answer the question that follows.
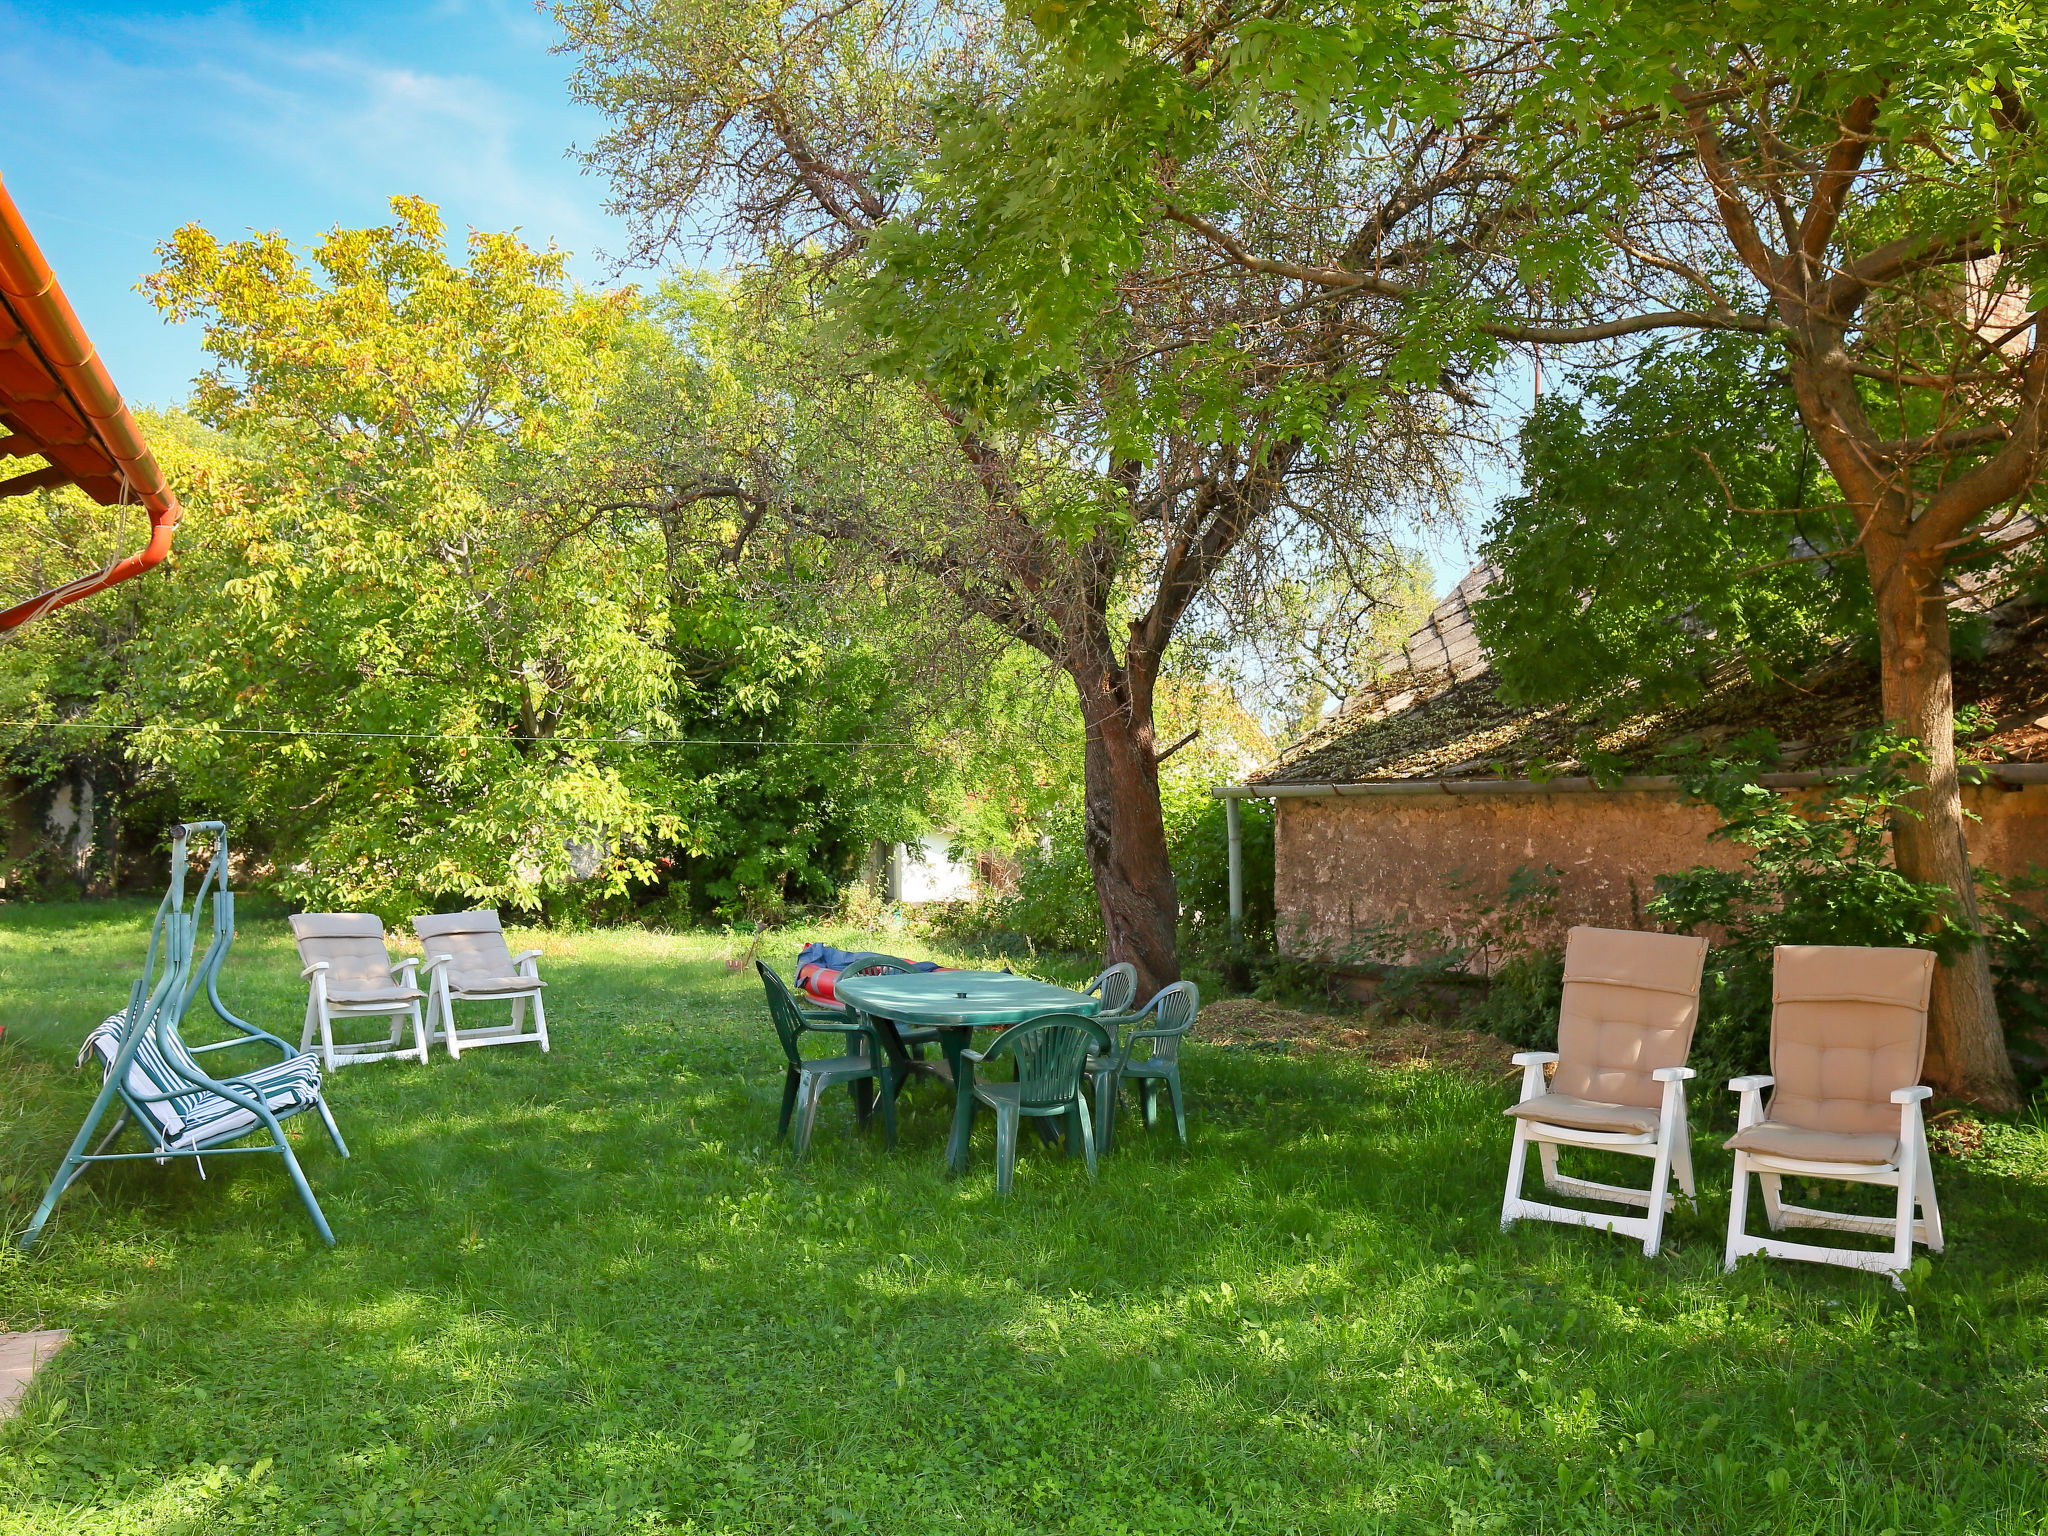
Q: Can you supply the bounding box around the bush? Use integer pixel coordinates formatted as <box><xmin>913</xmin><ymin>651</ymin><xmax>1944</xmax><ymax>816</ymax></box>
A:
<box><xmin>954</xmin><ymin>787</ymin><xmax>1279</xmax><ymax>965</ymax></box>
<box><xmin>1648</xmin><ymin>734</ymin><xmax>1971</xmax><ymax>1083</ymax></box>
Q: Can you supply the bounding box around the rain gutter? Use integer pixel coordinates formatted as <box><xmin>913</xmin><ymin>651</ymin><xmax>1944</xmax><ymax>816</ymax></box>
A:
<box><xmin>0</xmin><ymin>170</ymin><xmax>182</xmax><ymax>631</ymax></box>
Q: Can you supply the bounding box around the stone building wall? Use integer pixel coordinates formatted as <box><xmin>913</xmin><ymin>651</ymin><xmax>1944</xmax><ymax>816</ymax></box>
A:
<box><xmin>1274</xmin><ymin>781</ymin><xmax>2048</xmax><ymax>963</ymax></box>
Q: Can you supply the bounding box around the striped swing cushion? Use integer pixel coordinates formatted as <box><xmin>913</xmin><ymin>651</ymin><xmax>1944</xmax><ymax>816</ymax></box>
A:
<box><xmin>81</xmin><ymin>1013</ymin><xmax>326</xmax><ymax>1151</ymax></box>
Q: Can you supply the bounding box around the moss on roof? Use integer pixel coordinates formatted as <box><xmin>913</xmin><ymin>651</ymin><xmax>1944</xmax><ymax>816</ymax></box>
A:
<box><xmin>1256</xmin><ymin>600</ymin><xmax>2048</xmax><ymax>786</ymax></box>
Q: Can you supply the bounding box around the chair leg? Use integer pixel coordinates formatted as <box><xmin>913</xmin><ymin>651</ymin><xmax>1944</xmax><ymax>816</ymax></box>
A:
<box><xmin>315</xmin><ymin>1098</ymin><xmax>350</xmax><ymax>1158</ymax></box>
<box><xmin>300</xmin><ymin>993</ymin><xmax>318</xmax><ymax>1055</ymax></box>
<box><xmin>511</xmin><ymin>995</ymin><xmax>527</xmax><ymax>1035</ymax></box>
<box><xmin>850</xmin><ymin>1076</ymin><xmax>875</xmax><ymax>1129</ymax></box>
<box><xmin>1641</xmin><ymin>1125</ymin><xmax>1678</xmax><ymax>1258</ymax></box>
<box><xmin>1093</xmin><ymin>1068</ymin><xmax>1117</xmax><ymax>1155</ymax></box>
<box><xmin>1891</xmin><ymin>1135</ymin><xmax>1921</xmax><ymax>1280</ymax></box>
<box><xmin>271</xmin><ymin>1129</ymin><xmax>336</xmax><ymax>1247</ymax></box>
<box><xmin>530</xmin><ymin>987</ymin><xmax>551</xmax><ymax>1052</ymax></box>
<box><xmin>1724</xmin><ymin>1152</ymin><xmax>1752</xmax><ymax>1273</ymax></box>
<box><xmin>409</xmin><ymin>1001</ymin><xmax>429</xmax><ymax>1065</ymax></box>
<box><xmin>1673</xmin><ymin>1124</ymin><xmax>1698</xmax><ymax>1204</ymax></box>
<box><xmin>994</xmin><ymin>1104</ymin><xmax>1019</xmax><ymax>1196</ymax></box>
<box><xmin>778</xmin><ymin>1066</ymin><xmax>801</xmax><ymax>1142</ymax></box>
<box><xmin>873</xmin><ymin>1067</ymin><xmax>899</xmax><ymax>1151</ymax></box>
<box><xmin>1062</xmin><ymin>1102</ymin><xmax>1082</xmax><ymax>1158</ymax></box>
<box><xmin>1075</xmin><ymin>1095</ymin><xmax>1097</xmax><ymax>1181</ymax></box>
<box><xmin>439</xmin><ymin>983</ymin><xmax>462</xmax><ymax>1061</ymax></box>
<box><xmin>1164</xmin><ymin>1066</ymin><xmax>1186</xmax><ymax>1146</ymax></box>
<box><xmin>1917</xmin><ymin>1129</ymin><xmax>1944</xmax><ymax>1252</ymax></box>
<box><xmin>1759</xmin><ymin>1172</ymin><xmax>1787</xmax><ymax>1231</ymax></box>
<box><xmin>1501</xmin><ymin>1121</ymin><xmax>1532</xmax><ymax>1230</ymax></box>
<box><xmin>1537</xmin><ymin>1139</ymin><xmax>1562</xmax><ymax>1192</ymax></box>
<box><xmin>317</xmin><ymin>1007</ymin><xmax>337</xmax><ymax>1074</ymax></box>
<box><xmin>793</xmin><ymin>1073</ymin><xmax>825</xmax><ymax>1161</ymax></box>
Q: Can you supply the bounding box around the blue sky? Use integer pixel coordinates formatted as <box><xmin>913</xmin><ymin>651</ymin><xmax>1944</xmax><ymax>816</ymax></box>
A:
<box><xmin>0</xmin><ymin>0</ymin><xmax>642</xmax><ymax>411</ymax></box>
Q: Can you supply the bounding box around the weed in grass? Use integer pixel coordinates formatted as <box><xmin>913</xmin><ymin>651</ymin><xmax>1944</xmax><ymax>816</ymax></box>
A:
<box><xmin>0</xmin><ymin>904</ymin><xmax>2045</xmax><ymax>1533</ymax></box>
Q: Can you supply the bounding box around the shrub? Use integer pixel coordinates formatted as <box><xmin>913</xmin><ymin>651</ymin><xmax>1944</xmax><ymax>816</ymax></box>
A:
<box><xmin>1648</xmin><ymin>734</ymin><xmax>1970</xmax><ymax>1082</ymax></box>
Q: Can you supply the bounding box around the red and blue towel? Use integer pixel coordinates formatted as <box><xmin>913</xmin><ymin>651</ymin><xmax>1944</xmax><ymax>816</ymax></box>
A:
<box><xmin>795</xmin><ymin>943</ymin><xmax>945</xmax><ymax>1006</ymax></box>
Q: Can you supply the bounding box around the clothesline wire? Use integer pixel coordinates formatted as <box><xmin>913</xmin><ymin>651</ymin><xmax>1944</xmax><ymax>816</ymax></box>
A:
<box><xmin>0</xmin><ymin>721</ymin><xmax>922</xmax><ymax>748</ymax></box>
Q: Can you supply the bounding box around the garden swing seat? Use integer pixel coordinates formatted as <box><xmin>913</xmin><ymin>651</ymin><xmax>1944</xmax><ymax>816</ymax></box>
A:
<box><xmin>18</xmin><ymin>822</ymin><xmax>348</xmax><ymax>1251</ymax></box>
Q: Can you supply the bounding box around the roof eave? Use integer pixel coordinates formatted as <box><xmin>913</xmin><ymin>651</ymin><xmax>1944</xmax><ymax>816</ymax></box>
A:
<box><xmin>0</xmin><ymin>170</ymin><xmax>182</xmax><ymax>630</ymax></box>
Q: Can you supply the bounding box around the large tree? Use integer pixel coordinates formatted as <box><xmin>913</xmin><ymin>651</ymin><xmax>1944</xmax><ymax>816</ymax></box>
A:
<box><xmin>555</xmin><ymin>0</ymin><xmax>1464</xmax><ymax>992</ymax></box>
<box><xmin>846</xmin><ymin>0</ymin><xmax>2048</xmax><ymax>1107</ymax></box>
<box><xmin>126</xmin><ymin>203</ymin><xmax>970</xmax><ymax>917</ymax></box>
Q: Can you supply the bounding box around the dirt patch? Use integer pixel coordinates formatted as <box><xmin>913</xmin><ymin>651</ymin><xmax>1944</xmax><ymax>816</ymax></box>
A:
<box><xmin>1197</xmin><ymin>997</ymin><xmax>1515</xmax><ymax>1080</ymax></box>
<box><xmin>1927</xmin><ymin>1113</ymin><xmax>1989</xmax><ymax>1160</ymax></box>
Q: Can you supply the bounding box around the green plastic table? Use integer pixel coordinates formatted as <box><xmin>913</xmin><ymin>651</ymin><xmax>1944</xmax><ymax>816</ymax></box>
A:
<box><xmin>832</xmin><ymin>970</ymin><xmax>1100</xmax><ymax>1173</ymax></box>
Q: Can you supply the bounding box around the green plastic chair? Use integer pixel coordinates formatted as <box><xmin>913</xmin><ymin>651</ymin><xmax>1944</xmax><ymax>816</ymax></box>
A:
<box><xmin>758</xmin><ymin>962</ymin><xmax>901</xmax><ymax>1157</ymax></box>
<box><xmin>1080</xmin><ymin>961</ymin><xmax>1140</xmax><ymax>1099</ymax></box>
<box><xmin>957</xmin><ymin>1013</ymin><xmax>1112</xmax><ymax>1195</ymax></box>
<box><xmin>1090</xmin><ymin>981</ymin><xmax>1198</xmax><ymax>1151</ymax></box>
<box><xmin>1085</xmin><ymin>962</ymin><xmax>1139</xmax><ymax>1016</ymax></box>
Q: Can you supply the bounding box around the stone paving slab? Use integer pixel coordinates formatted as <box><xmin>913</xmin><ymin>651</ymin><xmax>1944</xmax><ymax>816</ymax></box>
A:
<box><xmin>0</xmin><ymin>1330</ymin><xmax>70</xmax><ymax>1420</ymax></box>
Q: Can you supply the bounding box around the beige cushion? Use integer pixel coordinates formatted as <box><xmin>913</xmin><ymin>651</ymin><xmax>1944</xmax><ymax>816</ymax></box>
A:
<box><xmin>412</xmin><ymin>910</ymin><xmax>527</xmax><ymax>990</ymax></box>
<box><xmin>445</xmin><ymin>975</ymin><xmax>544</xmax><ymax>997</ymax></box>
<box><xmin>1507</xmin><ymin>1093</ymin><xmax>1661</xmax><ymax>1135</ymax></box>
<box><xmin>1726</xmin><ymin>1121</ymin><xmax>1899</xmax><ymax>1166</ymax></box>
<box><xmin>1548</xmin><ymin>926</ymin><xmax>1709</xmax><ymax>1110</ymax></box>
<box><xmin>1766</xmin><ymin>945</ymin><xmax>1932</xmax><ymax>1137</ymax></box>
<box><xmin>327</xmin><ymin>984</ymin><xmax>424</xmax><ymax>1006</ymax></box>
<box><xmin>290</xmin><ymin>913</ymin><xmax>403</xmax><ymax>997</ymax></box>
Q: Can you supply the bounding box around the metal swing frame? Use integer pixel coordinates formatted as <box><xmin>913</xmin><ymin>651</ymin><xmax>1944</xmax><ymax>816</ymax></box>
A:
<box><xmin>17</xmin><ymin>822</ymin><xmax>348</xmax><ymax>1250</ymax></box>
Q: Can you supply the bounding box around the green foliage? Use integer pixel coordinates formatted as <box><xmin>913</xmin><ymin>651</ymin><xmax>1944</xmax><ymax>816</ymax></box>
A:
<box><xmin>1333</xmin><ymin>864</ymin><xmax>1567</xmax><ymax>1041</ymax></box>
<box><xmin>3</xmin><ymin>217</ymin><xmax>1030</xmax><ymax>921</ymax></box>
<box><xmin>1649</xmin><ymin>736</ymin><xmax>1972</xmax><ymax>1078</ymax></box>
<box><xmin>5</xmin><ymin>903</ymin><xmax>2048</xmax><ymax>1533</ymax></box>
<box><xmin>1475</xmin><ymin>335</ymin><xmax>1867</xmax><ymax>711</ymax></box>
<box><xmin>970</xmin><ymin>768</ymin><xmax>1277</xmax><ymax>963</ymax></box>
<box><xmin>1173</xmin><ymin>794</ymin><xmax>1276</xmax><ymax>949</ymax></box>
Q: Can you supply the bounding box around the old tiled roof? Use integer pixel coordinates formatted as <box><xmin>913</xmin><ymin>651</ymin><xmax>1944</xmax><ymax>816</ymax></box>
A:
<box><xmin>0</xmin><ymin>170</ymin><xmax>181</xmax><ymax>628</ymax></box>
<box><xmin>1256</xmin><ymin>571</ymin><xmax>2048</xmax><ymax>786</ymax></box>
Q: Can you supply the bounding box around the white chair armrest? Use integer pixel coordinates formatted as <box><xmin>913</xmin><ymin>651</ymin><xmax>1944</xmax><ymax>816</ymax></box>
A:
<box><xmin>1891</xmin><ymin>1085</ymin><xmax>1933</xmax><ymax>1105</ymax></box>
<box><xmin>1510</xmin><ymin>1051</ymin><xmax>1555</xmax><ymax>1104</ymax></box>
<box><xmin>511</xmin><ymin>949</ymin><xmax>544</xmax><ymax>966</ymax></box>
<box><xmin>423</xmin><ymin>953</ymin><xmax>453</xmax><ymax>972</ymax></box>
<box><xmin>1652</xmin><ymin>1066</ymin><xmax>1695</xmax><ymax>1082</ymax></box>
<box><xmin>1728</xmin><ymin>1074</ymin><xmax>1774</xmax><ymax>1093</ymax></box>
<box><xmin>300</xmin><ymin>961</ymin><xmax>330</xmax><ymax>980</ymax></box>
<box><xmin>392</xmin><ymin>956</ymin><xmax>420</xmax><ymax>977</ymax></box>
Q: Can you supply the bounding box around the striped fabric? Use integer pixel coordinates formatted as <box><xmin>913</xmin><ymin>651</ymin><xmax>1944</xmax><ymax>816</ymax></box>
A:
<box><xmin>81</xmin><ymin>1012</ymin><xmax>326</xmax><ymax>1151</ymax></box>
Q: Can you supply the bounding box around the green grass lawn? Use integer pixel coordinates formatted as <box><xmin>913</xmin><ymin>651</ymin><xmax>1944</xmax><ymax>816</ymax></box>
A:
<box><xmin>3</xmin><ymin>900</ymin><xmax>2047</xmax><ymax>1535</ymax></box>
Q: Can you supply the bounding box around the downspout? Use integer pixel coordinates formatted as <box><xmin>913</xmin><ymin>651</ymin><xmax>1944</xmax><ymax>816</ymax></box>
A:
<box><xmin>0</xmin><ymin>171</ymin><xmax>182</xmax><ymax>631</ymax></box>
<box><xmin>1224</xmin><ymin>795</ymin><xmax>1243</xmax><ymax>943</ymax></box>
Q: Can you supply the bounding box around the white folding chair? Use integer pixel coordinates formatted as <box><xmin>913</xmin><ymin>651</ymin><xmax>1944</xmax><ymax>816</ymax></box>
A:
<box><xmin>289</xmin><ymin>913</ymin><xmax>430</xmax><ymax>1070</ymax></box>
<box><xmin>410</xmin><ymin>911</ymin><xmax>549</xmax><ymax>1059</ymax></box>
<box><xmin>1725</xmin><ymin>945</ymin><xmax>1942</xmax><ymax>1287</ymax></box>
<box><xmin>1501</xmin><ymin>926</ymin><xmax>1710</xmax><ymax>1257</ymax></box>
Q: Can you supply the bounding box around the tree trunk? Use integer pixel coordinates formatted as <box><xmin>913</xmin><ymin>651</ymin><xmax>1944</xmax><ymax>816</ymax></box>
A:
<box><xmin>1072</xmin><ymin>661</ymin><xmax>1181</xmax><ymax>998</ymax></box>
<box><xmin>1869</xmin><ymin>546</ymin><xmax>2022</xmax><ymax>1112</ymax></box>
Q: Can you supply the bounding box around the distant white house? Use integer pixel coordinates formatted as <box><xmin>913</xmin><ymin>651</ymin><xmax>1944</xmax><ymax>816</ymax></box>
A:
<box><xmin>887</xmin><ymin>833</ymin><xmax>977</xmax><ymax>903</ymax></box>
